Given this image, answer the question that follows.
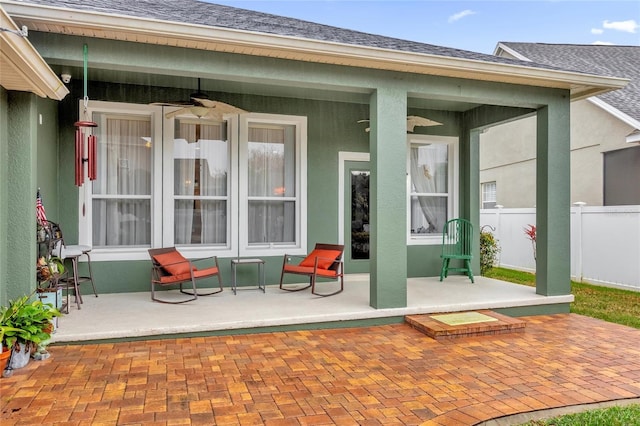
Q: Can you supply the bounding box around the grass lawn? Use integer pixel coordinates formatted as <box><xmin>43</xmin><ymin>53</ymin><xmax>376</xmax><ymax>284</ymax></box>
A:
<box><xmin>484</xmin><ymin>267</ymin><xmax>640</xmax><ymax>329</ymax></box>
<box><xmin>484</xmin><ymin>267</ymin><xmax>640</xmax><ymax>425</ymax></box>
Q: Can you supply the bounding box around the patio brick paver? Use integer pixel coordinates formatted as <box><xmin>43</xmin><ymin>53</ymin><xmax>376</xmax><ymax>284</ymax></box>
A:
<box><xmin>1</xmin><ymin>314</ymin><xmax>640</xmax><ymax>425</ymax></box>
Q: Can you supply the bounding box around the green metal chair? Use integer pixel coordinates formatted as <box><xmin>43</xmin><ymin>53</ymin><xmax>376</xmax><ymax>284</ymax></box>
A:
<box><xmin>439</xmin><ymin>218</ymin><xmax>475</xmax><ymax>283</ymax></box>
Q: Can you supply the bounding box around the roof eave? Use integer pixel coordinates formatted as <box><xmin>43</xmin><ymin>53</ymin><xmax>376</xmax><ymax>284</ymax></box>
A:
<box><xmin>3</xmin><ymin>2</ymin><xmax>627</xmax><ymax>100</ymax></box>
<box><xmin>0</xmin><ymin>5</ymin><xmax>68</xmax><ymax>100</ymax></box>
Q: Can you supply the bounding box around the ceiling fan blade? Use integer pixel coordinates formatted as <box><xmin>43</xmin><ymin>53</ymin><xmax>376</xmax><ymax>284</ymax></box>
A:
<box><xmin>192</xmin><ymin>98</ymin><xmax>246</xmax><ymax>114</ymax></box>
<box><xmin>164</xmin><ymin>107</ymin><xmax>190</xmax><ymax>119</ymax></box>
<box><xmin>407</xmin><ymin>115</ymin><xmax>443</xmax><ymax>131</ymax></box>
<box><xmin>151</xmin><ymin>101</ymin><xmax>195</xmax><ymax>107</ymax></box>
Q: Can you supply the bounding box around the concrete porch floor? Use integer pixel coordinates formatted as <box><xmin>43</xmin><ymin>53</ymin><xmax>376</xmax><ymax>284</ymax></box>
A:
<box><xmin>51</xmin><ymin>275</ymin><xmax>573</xmax><ymax>343</ymax></box>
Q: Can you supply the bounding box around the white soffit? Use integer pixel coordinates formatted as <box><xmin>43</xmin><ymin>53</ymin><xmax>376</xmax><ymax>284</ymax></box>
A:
<box><xmin>4</xmin><ymin>1</ymin><xmax>628</xmax><ymax>101</ymax></box>
<box><xmin>0</xmin><ymin>5</ymin><xmax>68</xmax><ymax>100</ymax></box>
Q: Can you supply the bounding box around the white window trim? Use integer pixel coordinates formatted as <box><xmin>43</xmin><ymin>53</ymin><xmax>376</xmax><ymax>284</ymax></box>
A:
<box><xmin>482</xmin><ymin>181</ymin><xmax>497</xmax><ymax>209</ymax></box>
<box><xmin>238</xmin><ymin>113</ymin><xmax>307</xmax><ymax>257</ymax></box>
<box><xmin>78</xmin><ymin>100</ymin><xmax>163</xmax><ymax>261</ymax></box>
<box><xmin>78</xmin><ymin>102</ymin><xmax>307</xmax><ymax>261</ymax></box>
<box><xmin>338</xmin><ymin>151</ymin><xmax>370</xmax><ymax>246</ymax></box>
<box><xmin>406</xmin><ymin>134</ymin><xmax>459</xmax><ymax>246</ymax></box>
<box><xmin>161</xmin><ymin>114</ymin><xmax>238</xmax><ymax>259</ymax></box>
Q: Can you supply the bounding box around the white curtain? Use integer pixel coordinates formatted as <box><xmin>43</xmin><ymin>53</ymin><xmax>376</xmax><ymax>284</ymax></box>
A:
<box><xmin>174</xmin><ymin>122</ymin><xmax>228</xmax><ymax>245</ymax></box>
<box><xmin>199</xmin><ymin>124</ymin><xmax>227</xmax><ymax>244</ymax></box>
<box><xmin>410</xmin><ymin>144</ymin><xmax>447</xmax><ymax>234</ymax></box>
<box><xmin>92</xmin><ymin>115</ymin><xmax>152</xmax><ymax>246</ymax></box>
<box><xmin>247</xmin><ymin>125</ymin><xmax>295</xmax><ymax>244</ymax></box>
<box><xmin>174</xmin><ymin>123</ymin><xmax>196</xmax><ymax>244</ymax></box>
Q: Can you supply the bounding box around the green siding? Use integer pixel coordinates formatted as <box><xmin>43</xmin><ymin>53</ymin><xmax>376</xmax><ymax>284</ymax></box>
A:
<box><xmin>36</xmin><ymin>98</ymin><xmax>61</xmax><ymax>220</ymax></box>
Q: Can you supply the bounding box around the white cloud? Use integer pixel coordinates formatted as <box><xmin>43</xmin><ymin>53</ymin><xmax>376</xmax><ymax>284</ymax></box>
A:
<box><xmin>591</xmin><ymin>28</ymin><xmax>604</xmax><ymax>35</ymax></box>
<box><xmin>448</xmin><ymin>9</ymin><xmax>476</xmax><ymax>23</ymax></box>
<box><xmin>602</xmin><ymin>19</ymin><xmax>639</xmax><ymax>33</ymax></box>
<box><xmin>592</xmin><ymin>41</ymin><xmax>614</xmax><ymax>45</ymax></box>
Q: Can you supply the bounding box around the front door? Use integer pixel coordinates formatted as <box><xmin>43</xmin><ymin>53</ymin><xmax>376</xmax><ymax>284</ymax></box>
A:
<box><xmin>344</xmin><ymin>160</ymin><xmax>370</xmax><ymax>273</ymax></box>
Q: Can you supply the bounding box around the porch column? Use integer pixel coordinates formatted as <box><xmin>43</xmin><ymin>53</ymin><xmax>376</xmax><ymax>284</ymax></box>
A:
<box><xmin>369</xmin><ymin>87</ymin><xmax>407</xmax><ymax>309</ymax></box>
<box><xmin>465</xmin><ymin>129</ymin><xmax>481</xmax><ymax>272</ymax></box>
<box><xmin>5</xmin><ymin>92</ymin><xmax>39</xmax><ymax>301</ymax></box>
<box><xmin>536</xmin><ymin>96</ymin><xmax>571</xmax><ymax>296</ymax></box>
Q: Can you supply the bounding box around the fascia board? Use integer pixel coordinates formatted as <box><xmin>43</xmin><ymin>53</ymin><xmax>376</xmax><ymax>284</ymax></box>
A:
<box><xmin>0</xmin><ymin>5</ymin><xmax>68</xmax><ymax>100</ymax></box>
<box><xmin>4</xmin><ymin>1</ymin><xmax>628</xmax><ymax>100</ymax></box>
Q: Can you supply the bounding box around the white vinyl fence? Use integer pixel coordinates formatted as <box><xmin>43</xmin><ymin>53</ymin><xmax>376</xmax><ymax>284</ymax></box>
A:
<box><xmin>480</xmin><ymin>204</ymin><xmax>640</xmax><ymax>291</ymax></box>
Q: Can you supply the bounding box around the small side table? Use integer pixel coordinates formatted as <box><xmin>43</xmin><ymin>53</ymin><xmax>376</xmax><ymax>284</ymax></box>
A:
<box><xmin>231</xmin><ymin>258</ymin><xmax>266</xmax><ymax>295</ymax></box>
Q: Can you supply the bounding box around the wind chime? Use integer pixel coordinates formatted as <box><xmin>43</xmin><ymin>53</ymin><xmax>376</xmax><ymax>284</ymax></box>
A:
<box><xmin>74</xmin><ymin>43</ymin><xmax>98</xmax><ymax>187</ymax></box>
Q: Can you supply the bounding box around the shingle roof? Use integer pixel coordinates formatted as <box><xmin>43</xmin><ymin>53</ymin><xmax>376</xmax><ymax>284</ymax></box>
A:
<box><xmin>498</xmin><ymin>43</ymin><xmax>640</xmax><ymax>123</ymax></box>
<box><xmin>12</xmin><ymin>0</ymin><xmax>604</xmax><ymax>76</ymax></box>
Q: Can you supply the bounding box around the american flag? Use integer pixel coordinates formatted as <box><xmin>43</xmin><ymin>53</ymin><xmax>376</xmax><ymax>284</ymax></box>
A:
<box><xmin>36</xmin><ymin>189</ymin><xmax>47</xmax><ymax>225</ymax></box>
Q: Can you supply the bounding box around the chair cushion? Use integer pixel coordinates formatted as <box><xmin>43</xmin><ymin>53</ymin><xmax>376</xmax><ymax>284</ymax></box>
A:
<box><xmin>152</xmin><ymin>251</ymin><xmax>192</xmax><ymax>276</ymax></box>
<box><xmin>283</xmin><ymin>264</ymin><xmax>338</xmax><ymax>277</ymax></box>
<box><xmin>299</xmin><ymin>249</ymin><xmax>342</xmax><ymax>269</ymax></box>
<box><xmin>158</xmin><ymin>266</ymin><xmax>219</xmax><ymax>284</ymax></box>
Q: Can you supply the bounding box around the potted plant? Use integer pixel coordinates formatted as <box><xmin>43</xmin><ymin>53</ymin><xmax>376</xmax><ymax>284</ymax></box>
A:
<box><xmin>0</xmin><ymin>292</ymin><xmax>61</xmax><ymax>374</ymax></box>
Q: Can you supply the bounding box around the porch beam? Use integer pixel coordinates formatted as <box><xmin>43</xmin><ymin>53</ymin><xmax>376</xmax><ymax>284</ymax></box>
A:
<box><xmin>369</xmin><ymin>87</ymin><xmax>407</xmax><ymax>309</ymax></box>
<box><xmin>535</xmin><ymin>94</ymin><xmax>571</xmax><ymax>296</ymax></box>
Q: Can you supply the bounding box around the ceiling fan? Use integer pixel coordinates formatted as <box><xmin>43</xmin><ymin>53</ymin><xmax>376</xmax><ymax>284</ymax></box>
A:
<box><xmin>152</xmin><ymin>78</ymin><xmax>247</xmax><ymax>120</ymax></box>
<box><xmin>357</xmin><ymin>115</ymin><xmax>443</xmax><ymax>133</ymax></box>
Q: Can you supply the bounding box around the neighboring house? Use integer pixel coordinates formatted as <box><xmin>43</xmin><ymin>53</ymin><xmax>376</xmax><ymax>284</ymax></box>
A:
<box><xmin>0</xmin><ymin>0</ymin><xmax>626</xmax><ymax>312</ymax></box>
<box><xmin>480</xmin><ymin>43</ymin><xmax>640</xmax><ymax>208</ymax></box>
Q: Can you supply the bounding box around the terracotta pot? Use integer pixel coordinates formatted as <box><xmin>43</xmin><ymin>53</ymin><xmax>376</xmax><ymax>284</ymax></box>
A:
<box><xmin>0</xmin><ymin>348</ymin><xmax>10</xmax><ymax>374</ymax></box>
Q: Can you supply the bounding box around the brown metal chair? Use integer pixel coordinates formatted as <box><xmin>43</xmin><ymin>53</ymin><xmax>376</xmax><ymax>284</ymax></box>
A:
<box><xmin>279</xmin><ymin>243</ymin><xmax>345</xmax><ymax>296</ymax></box>
<box><xmin>148</xmin><ymin>247</ymin><xmax>223</xmax><ymax>304</ymax></box>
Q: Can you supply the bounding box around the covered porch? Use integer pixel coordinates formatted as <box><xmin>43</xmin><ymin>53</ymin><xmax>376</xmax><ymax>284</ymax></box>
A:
<box><xmin>50</xmin><ymin>275</ymin><xmax>572</xmax><ymax>344</ymax></box>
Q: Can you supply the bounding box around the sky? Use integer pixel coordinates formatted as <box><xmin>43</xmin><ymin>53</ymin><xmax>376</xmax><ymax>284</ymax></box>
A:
<box><xmin>205</xmin><ymin>0</ymin><xmax>640</xmax><ymax>54</ymax></box>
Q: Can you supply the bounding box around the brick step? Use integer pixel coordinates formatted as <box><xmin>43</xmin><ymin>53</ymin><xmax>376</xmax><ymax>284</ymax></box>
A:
<box><xmin>405</xmin><ymin>310</ymin><xmax>526</xmax><ymax>340</ymax></box>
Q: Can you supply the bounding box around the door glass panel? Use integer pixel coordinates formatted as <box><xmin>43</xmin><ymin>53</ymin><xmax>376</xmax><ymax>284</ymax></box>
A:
<box><xmin>350</xmin><ymin>170</ymin><xmax>370</xmax><ymax>260</ymax></box>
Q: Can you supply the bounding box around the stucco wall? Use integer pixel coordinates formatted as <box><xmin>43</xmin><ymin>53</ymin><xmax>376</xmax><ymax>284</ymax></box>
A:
<box><xmin>0</xmin><ymin>87</ymin><xmax>7</xmax><ymax>306</ymax></box>
<box><xmin>5</xmin><ymin>93</ymin><xmax>38</xmax><ymax>301</ymax></box>
<box><xmin>480</xmin><ymin>99</ymin><xmax>635</xmax><ymax>207</ymax></box>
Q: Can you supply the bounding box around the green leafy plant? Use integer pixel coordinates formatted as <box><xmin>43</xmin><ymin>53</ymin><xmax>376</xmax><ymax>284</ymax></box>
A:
<box><xmin>480</xmin><ymin>226</ymin><xmax>500</xmax><ymax>275</ymax></box>
<box><xmin>0</xmin><ymin>292</ymin><xmax>61</xmax><ymax>351</ymax></box>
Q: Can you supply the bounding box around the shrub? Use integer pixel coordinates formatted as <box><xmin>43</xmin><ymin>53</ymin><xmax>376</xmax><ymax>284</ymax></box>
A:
<box><xmin>480</xmin><ymin>227</ymin><xmax>500</xmax><ymax>275</ymax></box>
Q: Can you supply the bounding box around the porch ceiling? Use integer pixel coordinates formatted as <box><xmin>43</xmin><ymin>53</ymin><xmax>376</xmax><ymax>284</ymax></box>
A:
<box><xmin>3</xmin><ymin>1</ymin><xmax>627</xmax><ymax>102</ymax></box>
<box><xmin>0</xmin><ymin>5</ymin><xmax>68</xmax><ymax>100</ymax></box>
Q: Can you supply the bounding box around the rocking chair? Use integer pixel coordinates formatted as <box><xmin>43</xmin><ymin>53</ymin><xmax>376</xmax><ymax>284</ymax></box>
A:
<box><xmin>279</xmin><ymin>243</ymin><xmax>345</xmax><ymax>296</ymax></box>
<box><xmin>148</xmin><ymin>247</ymin><xmax>223</xmax><ymax>303</ymax></box>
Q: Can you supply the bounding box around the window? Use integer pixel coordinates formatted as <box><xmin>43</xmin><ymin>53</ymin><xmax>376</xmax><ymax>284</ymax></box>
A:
<box><xmin>80</xmin><ymin>102</ymin><xmax>306</xmax><ymax>260</ymax></box>
<box><xmin>171</xmin><ymin>119</ymin><xmax>230</xmax><ymax>246</ymax></box>
<box><xmin>407</xmin><ymin>135</ymin><xmax>458</xmax><ymax>244</ymax></box>
<box><xmin>482</xmin><ymin>181</ymin><xmax>497</xmax><ymax>209</ymax></box>
<box><xmin>239</xmin><ymin>115</ymin><xmax>307</xmax><ymax>256</ymax></box>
